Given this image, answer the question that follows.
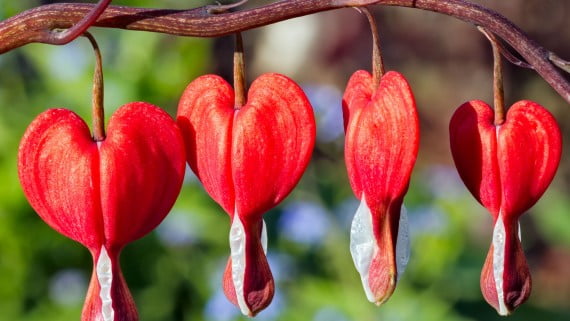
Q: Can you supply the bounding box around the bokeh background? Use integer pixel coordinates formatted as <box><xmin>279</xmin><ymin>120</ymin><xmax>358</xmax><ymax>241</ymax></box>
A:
<box><xmin>0</xmin><ymin>1</ymin><xmax>569</xmax><ymax>320</ymax></box>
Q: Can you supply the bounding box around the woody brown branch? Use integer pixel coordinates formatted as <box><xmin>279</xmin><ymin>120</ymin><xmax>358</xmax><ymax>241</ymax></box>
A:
<box><xmin>0</xmin><ymin>0</ymin><xmax>569</xmax><ymax>104</ymax></box>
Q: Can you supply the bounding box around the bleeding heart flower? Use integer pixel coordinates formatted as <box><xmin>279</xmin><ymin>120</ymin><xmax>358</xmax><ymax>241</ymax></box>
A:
<box><xmin>343</xmin><ymin>70</ymin><xmax>419</xmax><ymax>305</ymax></box>
<box><xmin>177</xmin><ymin>73</ymin><xmax>315</xmax><ymax>316</ymax></box>
<box><xmin>18</xmin><ymin>102</ymin><xmax>186</xmax><ymax>321</ymax></box>
<box><xmin>449</xmin><ymin>99</ymin><xmax>562</xmax><ymax>315</ymax></box>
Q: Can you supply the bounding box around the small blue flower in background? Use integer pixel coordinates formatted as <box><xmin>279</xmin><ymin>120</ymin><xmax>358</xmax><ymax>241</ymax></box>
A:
<box><xmin>203</xmin><ymin>288</ymin><xmax>284</xmax><ymax>321</ymax></box>
<box><xmin>313</xmin><ymin>307</ymin><xmax>350</xmax><ymax>321</ymax></box>
<box><xmin>279</xmin><ymin>201</ymin><xmax>332</xmax><ymax>245</ymax></box>
<box><xmin>204</xmin><ymin>290</ymin><xmax>239</xmax><ymax>321</ymax></box>
<box><xmin>49</xmin><ymin>269</ymin><xmax>87</xmax><ymax>306</ymax></box>
<box><xmin>303</xmin><ymin>84</ymin><xmax>344</xmax><ymax>143</ymax></box>
<box><xmin>423</xmin><ymin>165</ymin><xmax>465</xmax><ymax>199</ymax></box>
<box><xmin>267</xmin><ymin>252</ymin><xmax>296</xmax><ymax>282</ymax></box>
<box><xmin>156</xmin><ymin>210</ymin><xmax>197</xmax><ymax>246</ymax></box>
<box><xmin>408</xmin><ymin>205</ymin><xmax>447</xmax><ymax>237</ymax></box>
<box><xmin>334</xmin><ymin>197</ymin><xmax>360</xmax><ymax>230</ymax></box>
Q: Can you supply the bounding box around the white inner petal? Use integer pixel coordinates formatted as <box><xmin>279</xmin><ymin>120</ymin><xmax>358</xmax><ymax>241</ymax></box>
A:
<box><xmin>261</xmin><ymin>219</ymin><xmax>268</xmax><ymax>254</ymax></box>
<box><xmin>96</xmin><ymin>247</ymin><xmax>114</xmax><ymax>321</ymax></box>
<box><xmin>349</xmin><ymin>194</ymin><xmax>377</xmax><ymax>303</ymax></box>
<box><xmin>229</xmin><ymin>214</ymin><xmax>251</xmax><ymax>316</ymax></box>
<box><xmin>492</xmin><ymin>213</ymin><xmax>508</xmax><ymax>316</ymax></box>
<box><xmin>395</xmin><ymin>206</ymin><xmax>410</xmax><ymax>281</ymax></box>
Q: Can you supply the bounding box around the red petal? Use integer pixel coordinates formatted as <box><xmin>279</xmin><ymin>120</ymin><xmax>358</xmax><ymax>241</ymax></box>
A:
<box><xmin>177</xmin><ymin>75</ymin><xmax>236</xmax><ymax>214</ymax></box>
<box><xmin>449</xmin><ymin>101</ymin><xmax>502</xmax><ymax>217</ymax></box>
<box><xmin>19</xmin><ymin>104</ymin><xmax>186</xmax><ymax>321</ymax></box>
<box><xmin>18</xmin><ymin>109</ymin><xmax>103</xmax><ymax>250</ymax></box>
<box><xmin>178</xmin><ymin>73</ymin><xmax>315</xmax><ymax>219</ymax></box>
<box><xmin>343</xmin><ymin>71</ymin><xmax>419</xmax><ymax>211</ymax></box>
<box><xmin>342</xmin><ymin>70</ymin><xmax>375</xmax><ymax>130</ymax></box>
<box><xmin>343</xmin><ymin>71</ymin><xmax>419</xmax><ymax>303</ymax></box>
<box><xmin>450</xmin><ymin>100</ymin><xmax>561</xmax><ymax>314</ymax></box>
<box><xmin>367</xmin><ymin>202</ymin><xmax>400</xmax><ymax>304</ymax></box>
<box><xmin>100</xmin><ymin>102</ymin><xmax>186</xmax><ymax>248</ymax></box>
<box><xmin>497</xmin><ymin>100</ymin><xmax>562</xmax><ymax>217</ymax></box>
<box><xmin>19</xmin><ymin>104</ymin><xmax>185</xmax><ymax>248</ymax></box>
<box><xmin>449</xmin><ymin>100</ymin><xmax>561</xmax><ymax>219</ymax></box>
<box><xmin>178</xmin><ymin>73</ymin><xmax>315</xmax><ymax>315</ymax></box>
<box><xmin>232</xmin><ymin>73</ymin><xmax>315</xmax><ymax>219</ymax></box>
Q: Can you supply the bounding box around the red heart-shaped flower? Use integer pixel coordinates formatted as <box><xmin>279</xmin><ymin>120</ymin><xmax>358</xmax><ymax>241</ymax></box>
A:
<box><xmin>449</xmin><ymin>99</ymin><xmax>562</xmax><ymax>315</ymax></box>
<box><xmin>177</xmin><ymin>73</ymin><xmax>315</xmax><ymax>316</ymax></box>
<box><xmin>343</xmin><ymin>70</ymin><xmax>419</xmax><ymax>305</ymax></box>
<box><xmin>18</xmin><ymin>102</ymin><xmax>186</xmax><ymax>321</ymax></box>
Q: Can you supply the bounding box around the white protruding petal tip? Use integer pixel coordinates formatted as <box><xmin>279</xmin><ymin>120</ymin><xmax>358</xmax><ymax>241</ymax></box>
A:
<box><xmin>229</xmin><ymin>214</ymin><xmax>251</xmax><ymax>316</ymax></box>
<box><xmin>396</xmin><ymin>205</ymin><xmax>410</xmax><ymax>281</ymax></box>
<box><xmin>492</xmin><ymin>214</ymin><xmax>508</xmax><ymax>316</ymax></box>
<box><xmin>261</xmin><ymin>219</ymin><xmax>268</xmax><ymax>254</ymax></box>
<box><xmin>96</xmin><ymin>247</ymin><xmax>114</xmax><ymax>321</ymax></box>
<box><xmin>349</xmin><ymin>195</ymin><xmax>376</xmax><ymax>303</ymax></box>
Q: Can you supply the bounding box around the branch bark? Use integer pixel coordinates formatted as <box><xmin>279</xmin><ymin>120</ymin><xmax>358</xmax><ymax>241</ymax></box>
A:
<box><xmin>1</xmin><ymin>0</ymin><xmax>569</xmax><ymax>104</ymax></box>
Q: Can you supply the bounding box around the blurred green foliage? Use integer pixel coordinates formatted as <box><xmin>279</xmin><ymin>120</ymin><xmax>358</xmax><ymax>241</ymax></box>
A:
<box><xmin>0</xmin><ymin>1</ymin><xmax>569</xmax><ymax>321</ymax></box>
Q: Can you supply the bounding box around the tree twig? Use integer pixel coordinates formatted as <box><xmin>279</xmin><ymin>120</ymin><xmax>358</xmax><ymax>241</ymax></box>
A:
<box><xmin>0</xmin><ymin>0</ymin><xmax>569</xmax><ymax>104</ymax></box>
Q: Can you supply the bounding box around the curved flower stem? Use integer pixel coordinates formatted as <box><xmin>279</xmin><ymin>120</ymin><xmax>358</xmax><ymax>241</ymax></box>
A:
<box><xmin>234</xmin><ymin>32</ymin><xmax>247</xmax><ymax>109</ymax></box>
<box><xmin>83</xmin><ymin>32</ymin><xmax>106</xmax><ymax>142</ymax></box>
<box><xmin>0</xmin><ymin>0</ymin><xmax>569</xmax><ymax>104</ymax></box>
<box><xmin>479</xmin><ymin>27</ymin><xmax>505</xmax><ymax>125</ymax></box>
<box><xmin>355</xmin><ymin>7</ymin><xmax>384</xmax><ymax>85</ymax></box>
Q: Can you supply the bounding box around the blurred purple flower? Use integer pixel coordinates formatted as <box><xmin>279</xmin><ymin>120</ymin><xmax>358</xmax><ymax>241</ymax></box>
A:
<box><xmin>313</xmin><ymin>307</ymin><xmax>350</xmax><ymax>321</ymax></box>
<box><xmin>334</xmin><ymin>197</ymin><xmax>360</xmax><ymax>229</ymax></box>
<box><xmin>279</xmin><ymin>201</ymin><xmax>331</xmax><ymax>245</ymax></box>
<box><xmin>204</xmin><ymin>290</ymin><xmax>239</xmax><ymax>321</ymax></box>
<box><xmin>423</xmin><ymin>165</ymin><xmax>465</xmax><ymax>199</ymax></box>
<box><xmin>408</xmin><ymin>205</ymin><xmax>447</xmax><ymax>236</ymax></box>
<box><xmin>267</xmin><ymin>252</ymin><xmax>296</xmax><ymax>282</ymax></box>
<box><xmin>303</xmin><ymin>84</ymin><xmax>344</xmax><ymax>143</ymax></box>
<box><xmin>49</xmin><ymin>269</ymin><xmax>87</xmax><ymax>306</ymax></box>
<box><xmin>156</xmin><ymin>210</ymin><xmax>197</xmax><ymax>246</ymax></box>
